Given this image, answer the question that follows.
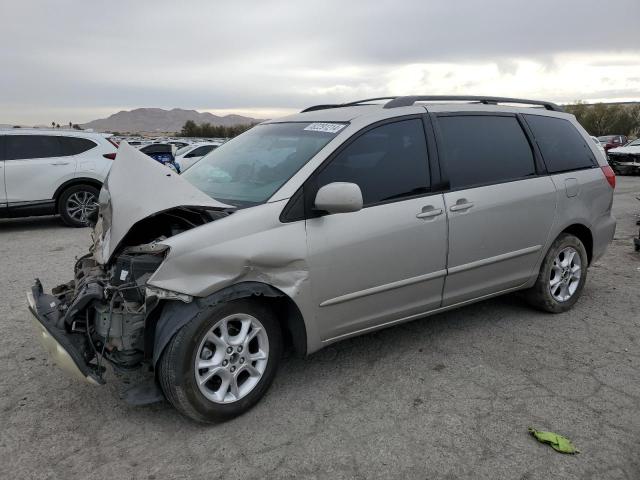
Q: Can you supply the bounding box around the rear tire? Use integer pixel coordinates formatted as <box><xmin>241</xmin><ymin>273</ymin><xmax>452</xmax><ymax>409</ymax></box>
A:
<box><xmin>158</xmin><ymin>299</ymin><xmax>282</xmax><ymax>423</ymax></box>
<box><xmin>526</xmin><ymin>233</ymin><xmax>588</xmax><ymax>313</ymax></box>
<box><xmin>58</xmin><ymin>184</ymin><xmax>99</xmax><ymax>227</ymax></box>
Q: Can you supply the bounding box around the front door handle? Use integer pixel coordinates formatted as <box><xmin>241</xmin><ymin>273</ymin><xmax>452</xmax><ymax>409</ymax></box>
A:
<box><xmin>50</xmin><ymin>161</ymin><xmax>71</xmax><ymax>166</ymax></box>
<box><xmin>450</xmin><ymin>200</ymin><xmax>474</xmax><ymax>212</ymax></box>
<box><xmin>416</xmin><ymin>206</ymin><xmax>443</xmax><ymax>219</ymax></box>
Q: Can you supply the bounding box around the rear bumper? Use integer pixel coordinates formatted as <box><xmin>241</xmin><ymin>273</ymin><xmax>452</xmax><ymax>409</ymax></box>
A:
<box><xmin>27</xmin><ymin>283</ymin><xmax>104</xmax><ymax>385</ymax></box>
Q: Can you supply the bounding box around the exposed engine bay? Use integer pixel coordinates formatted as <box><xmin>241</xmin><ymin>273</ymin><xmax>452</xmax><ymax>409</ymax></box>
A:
<box><xmin>30</xmin><ymin>206</ymin><xmax>228</xmax><ymax>382</ymax></box>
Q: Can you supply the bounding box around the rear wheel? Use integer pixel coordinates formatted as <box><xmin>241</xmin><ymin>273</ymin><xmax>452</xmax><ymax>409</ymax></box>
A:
<box><xmin>158</xmin><ymin>299</ymin><xmax>282</xmax><ymax>423</ymax></box>
<box><xmin>58</xmin><ymin>184</ymin><xmax>99</xmax><ymax>227</ymax></box>
<box><xmin>526</xmin><ymin>233</ymin><xmax>588</xmax><ymax>313</ymax></box>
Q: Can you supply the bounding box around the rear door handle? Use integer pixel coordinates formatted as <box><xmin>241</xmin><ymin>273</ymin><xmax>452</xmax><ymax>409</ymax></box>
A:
<box><xmin>50</xmin><ymin>161</ymin><xmax>71</xmax><ymax>166</ymax></box>
<box><xmin>416</xmin><ymin>206</ymin><xmax>443</xmax><ymax>219</ymax></box>
<box><xmin>450</xmin><ymin>200</ymin><xmax>474</xmax><ymax>212</ymax></box>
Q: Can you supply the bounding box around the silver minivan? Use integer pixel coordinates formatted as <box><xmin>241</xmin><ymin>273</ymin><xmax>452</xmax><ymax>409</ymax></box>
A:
<box><xmin>28</xmin><ymin>96</ymin><xmax>616</xmax><ymax>422</ymax></box>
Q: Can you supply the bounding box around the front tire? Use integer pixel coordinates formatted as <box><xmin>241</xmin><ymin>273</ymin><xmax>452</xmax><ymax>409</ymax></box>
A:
<box><xmin>158</xmin><ymin>299</ymin><xmax>282</xmax><ymax>423</ymax></box>
<box><xmin>526</xmin><ymin>233</ymin><xmax>588</xmax><ymax>313</ymax></box>
<box><xmin>58</xmin><ymin>184</ymin><xmax>99</xmax><ymax>227</ymax></box>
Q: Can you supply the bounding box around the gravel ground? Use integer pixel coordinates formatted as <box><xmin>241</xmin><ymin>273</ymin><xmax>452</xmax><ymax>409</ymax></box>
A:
<box><xmin>1</xmin><ymin>177</ymin><xmax>639</xmax><ymax>480</ymax></box>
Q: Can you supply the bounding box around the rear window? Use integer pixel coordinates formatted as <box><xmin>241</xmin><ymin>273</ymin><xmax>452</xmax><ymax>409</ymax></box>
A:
<box><xmin>3</xmin><ymin>135</ymin><xmax>63</xmax><ymax>160</ymax></box>
<box><xmin>525</xmin><ymin>115</ymin><xmax>596</xmax><ymax>173</ymax></box>
<box><xmin>59</xmin><ymin>136</ymin><xmax>97</xmax><ymax>155</ymax></box>
<box><xmin>437</xmin><ymin>115</ymin><xmax>536</xmax><ymax>189</ymax></box>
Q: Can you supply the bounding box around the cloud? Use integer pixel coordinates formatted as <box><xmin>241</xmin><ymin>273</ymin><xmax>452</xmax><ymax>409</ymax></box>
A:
<box><xmin>0</xmin><ymin>0</ymin><xmax>638</xmax><ymax>124</ymax></box>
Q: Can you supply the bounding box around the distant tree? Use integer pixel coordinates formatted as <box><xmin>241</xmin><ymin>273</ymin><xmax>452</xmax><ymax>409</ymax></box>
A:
<box><xmin>565</xmin><ymin>102</ymin><xmax>640</xmax><ymax>137</ymax></box>
<box><xmin>55</xmin><ymin>123</ymin><xmax>60</xmax><ymax>128</ymax></box>
<box><xmin>72</xmin><ymin>124</ymin><xmax>81</xmax><ymax>130</ymax></box>
<box><xmin>51</xmin><ymin>121</ymin><xmax>55</xmax><ymax>128</ymax></box>
<box><xmin>177</xmin><ymin>121</ymin><xmax>256</xmax><ymax>138</ymax></box>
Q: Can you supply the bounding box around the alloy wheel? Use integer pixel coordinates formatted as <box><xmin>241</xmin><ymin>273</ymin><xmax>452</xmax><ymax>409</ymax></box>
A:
<box><xmin>194</xmin><ymin>314</ymin><xmax>269</xmax><ymax>404</ymax></box>
<box><xmin>65</xmin><ymin>190</ymin><xmax>98</xmax><ymax>224</ymax></box>
<box><xmin>549</xmin><ymin>246</ymin><xmax>582</xmax><ymax>302</ymax></box>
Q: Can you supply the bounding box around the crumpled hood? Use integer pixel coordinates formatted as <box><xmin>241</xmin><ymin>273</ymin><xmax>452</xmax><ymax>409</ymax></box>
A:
<box><xmin>609</xmin><ymin>145</ymin><xmax>640</xmax><ymax>155</ymax></box>
<box><xmin>93</xmin><ymin>143</ymin><xmax>231</xmax><ymax>264</ymax></box>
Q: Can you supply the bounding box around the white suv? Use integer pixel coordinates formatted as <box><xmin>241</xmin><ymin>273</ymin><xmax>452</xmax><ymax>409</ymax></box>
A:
<box><xmin>0</xmin><ymin>129</ymin><xmax>117</xmax><ymax>226</ymax></box>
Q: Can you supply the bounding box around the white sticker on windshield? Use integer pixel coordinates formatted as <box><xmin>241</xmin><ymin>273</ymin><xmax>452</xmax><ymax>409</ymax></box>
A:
<box><xmin>304</xmin><ymin>123</ymin><xmax>346</xmax><ymax>134</ymax></box>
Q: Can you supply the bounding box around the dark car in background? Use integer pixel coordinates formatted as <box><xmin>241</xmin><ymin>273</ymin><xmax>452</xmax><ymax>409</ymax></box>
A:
<box><xmin>598</xmin><ymin>135</ymin><xmax>628</xmax><ymax>152</ymax></box>
<box><xmin>139</xmin><ymin>143</ymin><xmax>181</xmax><ymax>172</ymax></box>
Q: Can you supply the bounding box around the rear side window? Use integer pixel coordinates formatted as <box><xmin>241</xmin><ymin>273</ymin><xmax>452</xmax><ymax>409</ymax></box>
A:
<box><xmin>315</xmin><ymin>119</ymin><xmax>430</xmax><ymax>206</ymax></box>
<box><xmin>437</xmin><ymin>115</ymin><xmax>535</xmax><ymax>189</ymax></box>
<box><xmin>4</xmin><ymin>135</ymin><xmax>63</xmax><ymax>160</ymax></box>
<box><xmin>59</xmin><ymin>136</ymin><xmax>97</xmax><ymax>155</ymax></box>
<box><xmin>524</xmin><ymin>115</ymin><xmax>596</xmax><ymax>173</ymax></box>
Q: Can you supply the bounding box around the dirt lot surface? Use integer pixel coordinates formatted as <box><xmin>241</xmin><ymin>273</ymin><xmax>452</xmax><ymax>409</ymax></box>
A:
<box><xmin>1</xmin><ymin>177</ymin><xmax>639</xmax><ymax>480</ymax></box>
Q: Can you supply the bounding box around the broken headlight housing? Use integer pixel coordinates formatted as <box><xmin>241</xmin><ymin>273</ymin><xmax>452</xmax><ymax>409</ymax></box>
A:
<box><xmin>145</xmin><ymin>286</ymin><xmax>193</xmax><ymax>303</ymax></box>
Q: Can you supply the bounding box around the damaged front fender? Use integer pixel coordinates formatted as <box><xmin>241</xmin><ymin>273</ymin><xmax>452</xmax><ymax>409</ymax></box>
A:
<box><xmin>151</xmin><ymin>281</ymin><xmax>297</xmax><ymax>366</ymax></box>
<box><xmin>144</xmin><ymin>200</ymin><xmax>316</xmax><ymax>363</ymax></box>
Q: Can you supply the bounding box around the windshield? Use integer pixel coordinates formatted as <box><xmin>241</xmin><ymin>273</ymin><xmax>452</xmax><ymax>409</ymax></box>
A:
<box><xmin>182</xmin><ymin>122</ymin><xmax>345</xmax><ymax>206</ymax></box>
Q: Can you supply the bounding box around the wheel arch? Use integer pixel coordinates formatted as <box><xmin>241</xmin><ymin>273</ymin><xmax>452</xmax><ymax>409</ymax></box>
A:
<box><xmin>560</xmin><ymin>223</ymin><xmax>593</xmax><ymax>265</ymax></box>
<box><xmin>148</xmin><ymin>281</ymin><xmax>307</xmax><ymax>368</ymax></box>
<box><xmin>53</xmin><ymin>177</ymin><xmax>103</xmax><ymax>210</ymax></box>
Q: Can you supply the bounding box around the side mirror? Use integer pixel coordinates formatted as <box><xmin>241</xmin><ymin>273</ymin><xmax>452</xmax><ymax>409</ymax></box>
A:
<box><xmin>314</xmin><ymin>182</ymin><xmax>363</xmax><ymax>215</ymax></box>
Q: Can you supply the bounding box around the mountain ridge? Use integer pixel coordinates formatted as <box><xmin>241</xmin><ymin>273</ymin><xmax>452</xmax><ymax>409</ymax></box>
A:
<box><xmin>81</xmin><ymin>107</ymin><xmax>262</xmax><ymax>133</ymax></box>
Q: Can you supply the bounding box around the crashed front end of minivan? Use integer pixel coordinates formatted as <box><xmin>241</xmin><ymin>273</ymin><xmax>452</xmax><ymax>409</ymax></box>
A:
<box><xmin>27</xmin><ymin>144</ymin><xmax>234</xmax><ymax>385</ymax></box>
<box><xmin>26</xmin><ymin>139</ymin><xmax>314</xmax><ymax>393</ymax></box>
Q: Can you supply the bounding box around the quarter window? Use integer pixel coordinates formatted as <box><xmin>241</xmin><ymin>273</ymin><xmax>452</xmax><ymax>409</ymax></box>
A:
<box><xmin>4</xmin><ymin>135</ymin><xmax>63</xmax><ymax>160</ymax></box>
<box><xmin>524</xmin><ymin>115</ymin><xmax>596</xmax><ymax>173</ymax></box>
<box><xmin>59</xmin><ymin>137</ymin><xmax>97</xmax><ymax>155</ymax></box>
<box><xmin>437</xmin><ymin>115</ymin><xmax>536</xmax><ymax>189</ymax></box>
<box><xmin>315</xmin><ymin>119</ymin><xmax>430</xmax><ymax>206</ymax></box>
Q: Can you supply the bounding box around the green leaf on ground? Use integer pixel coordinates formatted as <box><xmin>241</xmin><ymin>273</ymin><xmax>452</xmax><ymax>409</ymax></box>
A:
<box><xmin>528</xmin><ymin>427</ymin><xmax>580</xmax><ymax>454</ymax></box>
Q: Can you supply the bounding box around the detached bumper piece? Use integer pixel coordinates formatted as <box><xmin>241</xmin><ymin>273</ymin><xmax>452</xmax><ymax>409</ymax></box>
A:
<box><xmin>27</xmin><ymin>280</ymin><xmax>104</xmax><ymax>385</ymax></box>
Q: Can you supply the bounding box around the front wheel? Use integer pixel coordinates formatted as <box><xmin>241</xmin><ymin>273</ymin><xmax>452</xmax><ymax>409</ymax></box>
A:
<box><xmin>158</xmin><ymin>299</ymin><xmax>282</xmax><ymax>423</ymax></box>
<box><xmin>525</xmin><ymin>233</ymin><xmax>588</xmax><ymax>313</ymax></box>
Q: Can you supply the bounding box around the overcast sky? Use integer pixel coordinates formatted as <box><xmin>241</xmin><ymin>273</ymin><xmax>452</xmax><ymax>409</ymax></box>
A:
<box><xmin>1</xmin><ymin>0</ymin><xmax>639</xmax><ymax>125</ymax></box>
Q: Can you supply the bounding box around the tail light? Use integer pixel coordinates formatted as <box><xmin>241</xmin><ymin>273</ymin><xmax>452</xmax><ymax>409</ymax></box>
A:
<box><xmin>107</xmin><ymin>138</ymin><xmax>119</xmax><ymax>148</ymax></box>
<box><xmin>103</xmin><ymin>153</ymin><xmax>117</xmax><ymax>160</ymax></box>
<box><xmin>601</xmin><ymin>165</ymin><xmax>616</xmax><ymax>188</ymax></box>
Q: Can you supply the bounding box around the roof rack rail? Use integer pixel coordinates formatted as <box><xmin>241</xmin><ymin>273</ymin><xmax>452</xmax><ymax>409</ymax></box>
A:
<box><xmin>382</xmin><ymin>95</ymin><xmax>563</xmax><ymax>112</ymax></box>
<box><xmin>300</xmin><ymin>97</ymin><xmax>398</xmax><ymax>113</ymax></box>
